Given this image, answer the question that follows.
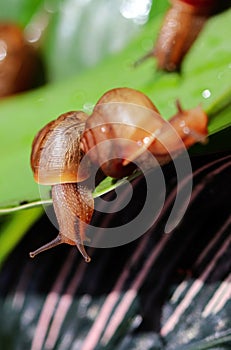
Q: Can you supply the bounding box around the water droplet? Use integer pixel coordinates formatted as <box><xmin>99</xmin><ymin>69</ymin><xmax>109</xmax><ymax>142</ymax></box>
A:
<box><xmin>120</xmin><ymin>0</ymin><xmax>152</xmax><ymax>24</ymax></box>
<box><xmin>101</xmin><ymin>126</ymin><xmax>107</xmax><ymax>133</ymax></box>
<box><xmin>0</xmin><ymin>40</ymin><xmax>7</xmax><ymax>61</ymax></box>
<box><xmin>143</xmin><ymin>136</ymin><xmax>150</xmax><ymax>144</ymax></box>
<box><xmin>202</xmin><ymin>89</ymin><xmax>211</xmax><ymax>99</ymax></box>
<box><xmin>183</xmin><ymin>126</ymin><xmax>190</xmax><ymax>135</ymax></box>
<box><xmin>83</xmin><ymin>102</ymin><xmax>94</xmax><ymax>113</ymax></box>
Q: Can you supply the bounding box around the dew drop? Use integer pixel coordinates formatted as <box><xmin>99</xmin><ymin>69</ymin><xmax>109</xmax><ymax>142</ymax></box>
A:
<box><xmin>83</xmin><ymin>102</ymin><xmax>94</xmax><ymax>113</ymax></box>
<box><xmin>202</xmin><ymin>89</ymin><xmax>211</xmax><ymax>99</ymax></box>
<box><xmin>101</xmin><ymin>126</ymin><xmax>107</xmax><ymax>133</ymax></box>
<box><xmin>179</xmin><ymin>120</ymin><xmax>186</xmax><ymax>128</ymax></box>
<box><xmin>120</xmin><ymin>0</ymin><xmax>152</xmax><ymax>24</ymax></box>
<box><xmin>183</xmin><ymin>126</ymin><xmax>190</xmax><ymax>135</ymax></box>
<box><xmin>135</xmin><ymin>140</ymin><xmax>140</xmax><ymax>146</ymax></box>
<box><xmin>0</xmin><ymin>40</ymin><xmax>7</xmax><ymax>61</ymax></box>
<box><xmin>143</xmin><ymin>136</ymin><xmax>150</xmax><ymax>144</ymax></box>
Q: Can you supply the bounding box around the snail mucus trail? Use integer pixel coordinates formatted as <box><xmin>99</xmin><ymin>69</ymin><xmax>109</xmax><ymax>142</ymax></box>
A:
<box><xmin>30</xmin><ymin>87</ymin><xmax>208</xmax><ymax>262</ymax></box>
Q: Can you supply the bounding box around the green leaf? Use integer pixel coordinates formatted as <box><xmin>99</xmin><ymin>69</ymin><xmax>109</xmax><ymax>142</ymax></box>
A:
<box><xmin>0</xmin><ymin>207</ymin><xmax>43</xmax><ymax>267</ymax></box>
<box><xmin>0</xmin><ymin>0</ymin><xmax>43</xmax><ymax>27</ymax></box>
<box><xmin>0</xmin><ymin>9</ymin><xmax>231</xmax><ymax>210</ymax></box>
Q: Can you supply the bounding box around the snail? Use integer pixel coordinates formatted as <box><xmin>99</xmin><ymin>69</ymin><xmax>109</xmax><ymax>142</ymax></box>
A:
<box><xmin>30</xmin><ymin>87</ymin><xmax>208</xmax><ymax>262</ymax></box>
<box><xmin>136</xmin><ymin>0</ymin><xmax>220</xmax><ymax>71</ymax></box>
<box><xmin>81</xmin><ymin>87</ymin><xmax>208</xmax><ymax>178</ymax></box>
<box><xmin>147</xmin><ymin>100</ymin><xmax>208</xmax><ymax>163</ymax></box>
<box><xmin>30</xmin><ymin>111</ymin><xmax>94</xmax><ymax>262</ymax></box>
<box><xmin>0</xmin><ymin>23</ymin><xmax>43</xmax><ymax>97</ymax></box>
<box><xmin>81</xmin><ymin>87</ymin><xmax>162</xmax><ymax>178</ymax></box>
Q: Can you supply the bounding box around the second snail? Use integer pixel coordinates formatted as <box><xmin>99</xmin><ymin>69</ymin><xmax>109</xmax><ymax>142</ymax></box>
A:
<box><xmin>138</xmin><ymin>0</ymin><xmax>230</xmax><ymax>71</ymax></box>
<box><xmin>30</xmin><ymin>87</ymin><xmax>208</xmax><ymax>262</ymax></box>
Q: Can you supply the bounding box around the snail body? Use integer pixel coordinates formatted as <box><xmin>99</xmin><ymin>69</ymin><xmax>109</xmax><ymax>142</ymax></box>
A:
<box><xmin>30</xmin><ymin>111</ymin><xmax>93</xmax><ymax>262</ymax></box>
<box><xmin>148</xmin><ymin>102</ymin><xmax>208</xmax><ymax>164</ymax></box>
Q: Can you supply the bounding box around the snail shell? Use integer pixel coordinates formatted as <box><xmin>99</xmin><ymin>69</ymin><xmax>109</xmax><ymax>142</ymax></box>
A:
<box><xmin>81</xmin><ymin>87</ymin><xmax>162</xmax><ymax>178</ymax></box>
<box><xmin>31</xmin><ymin>111</ymin><xmax>91</xmax><ymax>184</ymax></box>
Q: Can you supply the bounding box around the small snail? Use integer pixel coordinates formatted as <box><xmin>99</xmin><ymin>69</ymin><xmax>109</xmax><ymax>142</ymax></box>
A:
<box><xmin>0</xmin><ymin>23</ymin><xmax>43</xmax><ymax>97</ymax></box>
<box><xmin>137</xmin><ymin>0</ymin><xmax>219</xmax><ymax>71</ymax></box>
<box><xmin>30</xmin><ymin>111</ymin><xmax>93</xmax><ymax>262</ymax></box>
<box><xmin>81</xmin><ymin>87</ymin><xmax>208</xmax><ymax>178</ymax></box>
<box><xmin>148</xmin><ymin>100</ymin><xmax>208</xmax><ymax>163</ymax></box>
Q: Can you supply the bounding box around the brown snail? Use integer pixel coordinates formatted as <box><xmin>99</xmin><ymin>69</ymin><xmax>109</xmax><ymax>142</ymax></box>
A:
<box><xmin>81</xmin><ymin>87</ymin><xmax>208</xmax><ymax>178</ymax></box>
<box><xmin>0</xmin><ymin>23</ymin><xmax>43</xmax><ymax>97</ymax></box>
<box><xmin>81</xmin><ymin>87</ymin><xmax>162</xmax><ymax>178</ymax></box>
<box><xmin>147</xmin><ymin>100</ymin><xmax>208</xmax><ymax>163</ymax></box>
<box><xmin>137</xmin><ymin>0</ymin><xmax>221</xmax><ymax>71</ymax></box>
<box><xmin>30</xmin><ymin>111</ymin><xmax>93</xmax><ymax>262</ymax></box>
